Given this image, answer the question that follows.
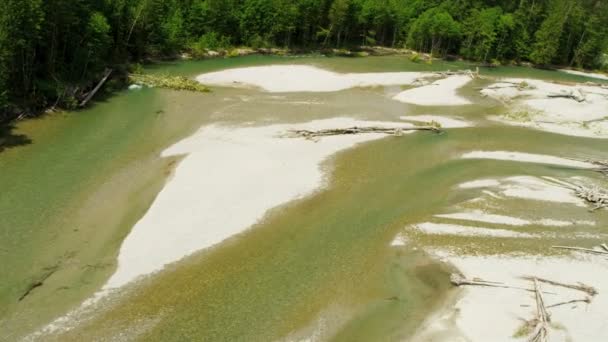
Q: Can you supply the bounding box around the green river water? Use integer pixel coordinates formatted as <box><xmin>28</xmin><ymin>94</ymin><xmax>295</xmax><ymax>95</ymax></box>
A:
<box><xmin>1</xmin><ymin>56</ymin><xmax>606</xmax><ymax>341</ymax></box>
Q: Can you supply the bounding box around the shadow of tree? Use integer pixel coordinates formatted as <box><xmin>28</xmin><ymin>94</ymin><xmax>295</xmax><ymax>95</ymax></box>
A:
<box><xmin>0</xmin><ymin>122</ymin><xmax>32</xmax><ymax>153</ymax></box>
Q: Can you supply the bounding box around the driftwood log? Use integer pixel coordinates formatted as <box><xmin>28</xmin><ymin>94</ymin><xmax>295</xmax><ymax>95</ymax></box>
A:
<box><xmin>450</xmin><ymin>274</ymin><xmax>556</xmax><ymax>294</ymax></box>
<box><xmin>547</xmin><ymin>89</ymin><xmax>586</xmax><ymax>102</ymax></box>
<box><xmin>529</xmin><ymin>278</ymin><xmax>550</xmax><ymax>342</ymax></box>
<box><xmin>520</xmin><ymin>276</ymin><xmax>598</xmax><ymax>296</ymax></box>
<box><xmin>547</xmin><ymin>298</ymin><xmax>591</xmax><ymax>308</ymax></box>
<box><xmin>285</xmin><ymin>126</ymin><xmax>442</xmax><ymax>140</ymax></box>
<box><xmin>79</xmin><ymin>68</ymin><xmax>112</xmax><ymax>107</ymax></box>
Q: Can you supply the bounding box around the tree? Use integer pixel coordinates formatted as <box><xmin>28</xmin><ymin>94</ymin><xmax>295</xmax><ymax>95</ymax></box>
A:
<box><xmin>407</xmin><ymin>8</ymin><xmax>461</xmax><ymax>56</ymax></box>
<box><xmin>530</xmin><ymin>0</ymin><xmax>575</xmax><ymax>65</ymax></box>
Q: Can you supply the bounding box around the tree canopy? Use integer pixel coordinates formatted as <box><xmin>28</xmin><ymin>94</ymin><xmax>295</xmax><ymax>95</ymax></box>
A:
<box><xmin>1</xmin><ymin>0</ymin><xmax>607</xmax><ymax>118</ymax></box>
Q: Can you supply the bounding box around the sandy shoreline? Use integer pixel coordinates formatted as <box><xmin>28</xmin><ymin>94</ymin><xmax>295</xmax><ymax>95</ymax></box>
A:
<box><xmin>393</xmin><ymin>75</ymin><xmax>473</xmax><ymax>106</ymax></box>
<box><xmin>407</xmin><ymin>154</ymin><xmax>606</xmax><ymax>341</ymax></box>
<box><xmin>559</xmin><ymin>69</ymin><xmax>608</xmax><ymax>81</ymax></box>
<box><xmin>412</xmin><ymin>251</ymin><xmax>608</xmax><ymax>342</ymax></box>
<box><xmin>196</xmin><ymin>65</ymin><xmax>425</xmax><ymax>92</ymax></box>
<box><xmin>481</xmin><ymin>78</ymin><xmax>608</xmax><ymax>138</ymax></box>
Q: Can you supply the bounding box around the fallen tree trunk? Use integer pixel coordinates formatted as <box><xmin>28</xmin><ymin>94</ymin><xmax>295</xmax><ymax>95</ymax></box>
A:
<box><xmin>286</xmin><ymin>126</ymin><xmax>442</xmax><ymax>140</ymax></box>
<box><xmin>450</xmin><ymin>274</ymin><xmax>556</xmax><ymax>294</ymax></box>
<box><xmin>529</xmin><ymin>278</ymin><xmax>550</xmax><ymax>342</ymax></box>
<box><xmin>547</xmin><ymin>90</ymin><xmax>586</xmax><ymax>102</ymax></box>
<box><xmin>520</xmin><ymin>276</ymin><xmax>598</xmax><ymax>296</ymax></box>
<box><xmin>79</xmin><ymin>68</ymin><xmax>112</xmax><ymax>107</ymax></box>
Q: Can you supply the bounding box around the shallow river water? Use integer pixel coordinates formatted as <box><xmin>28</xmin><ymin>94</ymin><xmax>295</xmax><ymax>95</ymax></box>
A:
<box><xmin>1</xmin><ymin>56</ymin><xmax>606</xmax><ymax>341</ymax></box>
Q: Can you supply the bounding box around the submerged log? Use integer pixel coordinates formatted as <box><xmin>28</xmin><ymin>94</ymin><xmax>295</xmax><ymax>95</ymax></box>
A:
<box><xmin>18</xmin><ymin>266</ymin><xmax>58</xmax><ymax>301</ymax></box>
<box><xmin>285</xmin><ymin>125</ymin><xmax>442</xmax><ymax>140</ymax></box>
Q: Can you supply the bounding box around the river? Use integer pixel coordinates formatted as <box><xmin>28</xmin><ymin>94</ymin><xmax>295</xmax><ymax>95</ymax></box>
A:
<box><xmin>1</xmin><ymin>55</ymin><xmax>606</xmax><ymax>341</ymax></box>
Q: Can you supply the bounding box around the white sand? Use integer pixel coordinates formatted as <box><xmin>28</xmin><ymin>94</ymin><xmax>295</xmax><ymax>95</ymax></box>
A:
<box><xmin>481</xmin><ymin>78</ymin><xmax>608</xmax><ymax>138</ymax></box>
<box><xmin>461</xmin><ymin>151</ymin><xmax>596</xmax><ymax>169</ymax></box>
<box><xmin>500</xmin><ymin>176</ymin><xmax>585</xmax><ymax>205</ymax></box>
<box><xmin>414</xmin><ymin>251</ymin><xmax>608</xmax><ymax>342</ymax></box>
<box><xmin>390</xmin><ymin>235</ymin><xmax>408</xmax><ymax>246</ymax></box>
<box><xmin>437</xmin><ymin>211</ymin><xmax>593</xmax><ymax>227</ymax></box>
<box><xmin>399</xmin><ymin>115</ymin><xmax>472</xmax><ymax>128</ymax></box>
<box><xmin>458</xmin><ymin>176</ymin><xmax>586</xmax><ymax>206</ymax></box>
<box><xmin>104</xmin><ymin>118</ymin><xmax>418</xmax><ymax>289</ymax></box>
<box><xmin>196</xmin><ymin>65</ymin><xmax>424</xmax><ymax>92</ymax></box>
<box><xmin>392</xmin><ymin>75</ymin><xmax>473</xmax><ymax>105</ymax></box>
<box><xmin>559</xmin><ymin>69</ymin><xmax>608</xmax><ymax>81</ymax></box>
<box><xmin>459</xmin><ymin>179</ymin><xmax>501</xmax><ymax>189</ymax></box>
<box><xmin>414</xmin><ymin>222</ymin><xmax>534</xmax><ymax>238</ymax></box>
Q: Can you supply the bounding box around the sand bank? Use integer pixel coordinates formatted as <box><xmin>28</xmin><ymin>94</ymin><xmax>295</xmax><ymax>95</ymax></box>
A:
<box><xmin>392</xmin><ymin>75</ymin><xmax>473</xmax><ymax>106</ymax></box>
<box><xmin>461</xmin><ymin>151</ymin><xmax>596</xmax><ymax>169</ymax></box>
<box><xmin>414</xmin><ymin>222</ymin><xmax>534</xmax><ymax>238</ymax></box>
<box><xmin>481</xmin><ymin>78</ymin><xmax>608</xmax><ymax>138</ymax></box>
<box><xmin>435</xmin><ymin>210</ymin><xmax>577</xmax><ymax>227</ymax></box>
<box><xmin>31</xmin><ymin>118</ymin><xmax>421</xmax><ymax>337</ymax></box>
<box><xmin>459</xmin><ymin>175</ymin><xmax>586</xmax><ymax>206</ymax></box>
<box><xmin>105</xmin><ymin>118</ymin><xmax>419</xmax><ymax>289</ymax></box>
<box><xmin>559</xmin><ymin>69</ymin><xmax>608</xmax><ymax>81</ymax></box>
<box><xmin>196</xmin><ymin>65</ymin><xmax>424</xmax><ymax>92</ymax></box>
<box><xmin>413</xmin><ymin>251</ymin><xmax>608</xmax><ymax>342</ymax></box>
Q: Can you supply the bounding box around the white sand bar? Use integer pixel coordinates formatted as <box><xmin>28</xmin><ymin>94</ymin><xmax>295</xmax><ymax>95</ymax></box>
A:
<box><xmin>414</xmin><ymin>222</ymin><xmax>533</xmax><ymax>238</ymax></box>
<box><xmin>414</xmin><ymin>252</ymin><xmax>608</xmax><ymax>342</ymax></box>
<box><xmin>481</xmin><ymin>78</ymin><xmax>608</xmax><ymax>138</ymax></box>
<box><xmin>392</xmin><ymin>75</ymin><xmax>473</xmax><ymax>106</ymax></box>
<box><xmin>105</xmin><ymin>118</ymin><xmax>418</xmax><ymax>289</ymax></box>
<box><xmin>196</xmin><ymin>65</ymin><xmax>424</xmax><ymax>92</ymax></box>
<box><xmin>436</xmin><ymin>210</ymin><xmax>579</xmax><ymax>227</ymax></box>
<box><xmin>559</xmin><ymin>69</ymin><xmax>608</xmax><ymax>81</ymax></box>
<box><xmin>461</xmin><ymin>151</ymin><xmax>596</xmax><ymax>169</ymax></box>
<box><xmin>458</xmin><ymin>176</ymin><xmax>586</xmax><ymax>206</ymax></box>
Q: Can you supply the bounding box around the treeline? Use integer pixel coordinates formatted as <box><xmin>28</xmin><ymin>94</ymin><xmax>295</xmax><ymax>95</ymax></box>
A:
<box><xmin>1</xmin><ymin>0</ymin><xmax>607</xmax><ymax>119</ymax></box>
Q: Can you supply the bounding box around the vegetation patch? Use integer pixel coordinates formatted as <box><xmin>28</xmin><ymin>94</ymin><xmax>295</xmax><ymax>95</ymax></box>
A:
<box><xmin>128</xmin><ymin>74</ymin><xmax>209</xmax><ymax>93</ymax></box>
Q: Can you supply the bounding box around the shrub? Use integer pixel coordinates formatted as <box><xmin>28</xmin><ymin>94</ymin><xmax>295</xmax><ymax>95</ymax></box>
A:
<box><xmin>191</xmin><ymin>32</ymin><xmax>231</xmax><ymax>56</ymax></box>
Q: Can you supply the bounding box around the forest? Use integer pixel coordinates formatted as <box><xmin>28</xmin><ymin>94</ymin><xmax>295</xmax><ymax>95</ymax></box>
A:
<box><xmin>1</xmin><ymin>0</ymin><xmax>607</xmax><ymax>120</ymax></box>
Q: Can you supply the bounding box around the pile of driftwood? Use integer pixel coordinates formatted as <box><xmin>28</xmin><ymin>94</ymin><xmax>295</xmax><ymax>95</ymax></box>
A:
<box><xmin>586</xmin><ymin>159</ymin><xmax>608</xmax><ymax>176</ymax></box>
<box><xmin>284</xmin><ymin>125</ymin><xmax>442</xmax><ymax>141</ymax></box>
<box><xmin>573</xmin><ymin>185</ymin><xmax>608</xmax><ymax>211</ymax></box>
<box><xmin>451</xmin><ymin>273</ymin><xmax>598</xmax><ymax>342</ymax></box>
<box><xmin>434</xmin><ymin>67</ymin><xmax>481</xmax><ymax>79</ymax></box>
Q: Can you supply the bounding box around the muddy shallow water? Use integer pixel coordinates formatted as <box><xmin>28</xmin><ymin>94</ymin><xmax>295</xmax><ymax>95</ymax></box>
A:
<box><xmin>1</xmin><ymin>56</ymin><xmax>606</xmax><ymax>341</ymax></box>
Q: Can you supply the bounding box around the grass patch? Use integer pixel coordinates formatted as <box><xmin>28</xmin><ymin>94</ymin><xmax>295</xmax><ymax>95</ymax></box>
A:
<box><xmin>129</xmin><ymin>74</ymin><xmax>210</xmax><ymax>93</ymax></box>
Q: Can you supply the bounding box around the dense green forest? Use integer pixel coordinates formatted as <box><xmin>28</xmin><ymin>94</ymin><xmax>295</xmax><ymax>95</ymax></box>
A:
<box><xmin>1</xmin><ymin>0</ymin><xmax>607</xmax><ymax>120</ymax></box>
